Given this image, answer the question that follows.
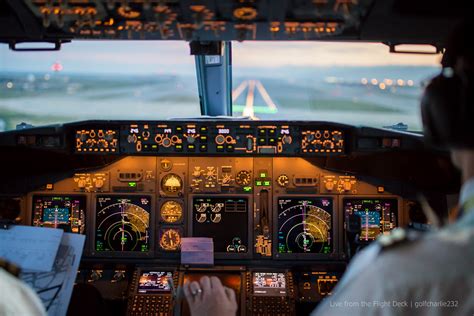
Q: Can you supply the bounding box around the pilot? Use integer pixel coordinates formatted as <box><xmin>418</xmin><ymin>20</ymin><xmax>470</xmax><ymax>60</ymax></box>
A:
<box><xmin>183</xmin><ymin>276</ymin><xmax>238</xmax><ymax>316</ymax></box>
<box><xmin>0</xmin><ymin>261</ymin><xmax>46</xmax><ymax>315</ymax></box>
<box><xmin>183</xmin><ymin>21</ymin><xmax>474</xmax><ymax>316</ymax></box>
<box><xmin>310</xmin><ymin>20</ymin><xmax>474</xmax><ymax>315</ymax></box>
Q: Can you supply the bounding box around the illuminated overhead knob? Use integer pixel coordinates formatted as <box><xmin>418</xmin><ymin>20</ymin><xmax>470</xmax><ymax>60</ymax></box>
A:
<box><xmin>282</xmin><ymin>135</ymin><xmax>292</xmax><ymax>145</ymax></box>
<box><xmin>233</xmin><ymin>7</ymin><xmax>257</xmax><ymax>20</ymax></box>
<box><xmin>323</xmin><ymin>140</ymin><xmax>333</xmax><ymax>150</ymax></box>
<box><xmin>325</xmin><ymin>180</ymin><xmax>335</xmax><ymax>191</ymax></box>
<box><xmin>277</xmin><ymin>174</ymin><xmax>290</xmax><ymax>187</ymax></box>
<box><xmin>343</xmin><ymin>181</ymin><xmax>352</xmax><ymax>191</ymax></box>
<box><xmin>94</xmin><ymin>178</ymin><xmax>104</xmax><ymax>189</ymax></box>
<box><xmin>117</xmin><ymin>5</ymin><xmax>140</xmax><ymax>19</ymax></box>
<box><xmin>235</xmin><ymin>170</ymin><xmax>251</xmax><ymax>186</ymax></box>
<box><xmin>77</xmin><ymin>179</ymin><xmax>86</xmax><ymax>189</ymax></box>
<box><xmin>162</xmin><ymin>137</ymin><xmax>171</xmax><ymax>147</ymax></box>
<box><xmin>215</xmin><ymin>134</ymin><xmax>226</xmax><ymax>145</ymax></box>
<box><xmin>187</xmin><ymin>135</ymin><xmax>196</xmax><ymax>144</ymax></box>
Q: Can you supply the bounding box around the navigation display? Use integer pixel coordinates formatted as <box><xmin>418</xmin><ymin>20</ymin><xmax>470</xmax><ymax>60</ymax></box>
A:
<box><xmin>32</xmin><ymin>195</ymin><xmax>86</xmax><ymax>233</ymax></box>
<box><xmin>95</xmin><ymin>195</ymin><xmax>151</xmax><ymax>252</ymax></box>
<box><xmin>277</xmin><ymin>198</ymin><xmax>333</xmax><ymax>254</ymax></box>
<box><xmin>344</xmin><ymin>198</ymin><xmax>397</xmax><ymax>241</ymax></box>
<box><xmin>137</xmin><ymin>271</ymin><xmax>173</xmax><ymax>294</ymax></box>
<box><xmin>253</xmin><ymin>272</ymin><xmax>287</xmax><ymax>296</ymax></box>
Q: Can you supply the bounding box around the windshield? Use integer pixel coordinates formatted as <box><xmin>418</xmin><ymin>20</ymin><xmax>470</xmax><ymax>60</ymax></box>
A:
<box><xmin>1</xmin><ymin>41</ymin><xmax>440</xmax><ymax>132</ymax></box>
<box><xmin>232</xmin><ymin>42</ymin><xmax>441</xmax><ymax>132</ymax></box>
<box><xmin>0</xmin><ymin>41</ymin><xmax>199</xmax><ymax>131</ymax></box>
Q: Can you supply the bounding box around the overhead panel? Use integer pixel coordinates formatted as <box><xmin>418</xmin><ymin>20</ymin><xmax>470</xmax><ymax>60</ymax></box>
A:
<box><xmin>21</xmin><ymin>0</ymin><xmax>374</xmax><ymax>41</ymax></box>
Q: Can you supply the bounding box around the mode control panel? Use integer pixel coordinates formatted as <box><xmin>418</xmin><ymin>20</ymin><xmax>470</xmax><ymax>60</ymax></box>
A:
<box><xmin>73</xmin><ymin>121</ymin><xmax>348</xmax><ymax>156</ymax></box>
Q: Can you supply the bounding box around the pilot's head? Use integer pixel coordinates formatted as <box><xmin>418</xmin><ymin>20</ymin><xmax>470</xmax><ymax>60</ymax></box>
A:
<box><xmin>421</xmin><ymin>21</ymin><xmax>474</xmax><ymax>180</ymax></box>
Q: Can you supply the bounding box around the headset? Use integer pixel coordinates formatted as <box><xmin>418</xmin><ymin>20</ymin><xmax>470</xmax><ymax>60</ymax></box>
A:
<box><xmin>421</xmin><ymin>66</ymin><xmax>474</xmax><ymax>148</ymax></box>
<box><xmin>420</xmin><ymin>22</ymin><xmax>474</xmax><ymax>149</ymax></box>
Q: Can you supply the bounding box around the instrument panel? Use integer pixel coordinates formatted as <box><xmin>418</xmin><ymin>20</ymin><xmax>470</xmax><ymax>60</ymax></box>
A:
<box><xmin>25</xmin><ymin>154</ymin><xmax>406</xmax><ymax>261</ymax></box>
<box><xmin>18</xmin><ymin>120</ymin><xmax>423</xmax><ymax>316</ymax></box>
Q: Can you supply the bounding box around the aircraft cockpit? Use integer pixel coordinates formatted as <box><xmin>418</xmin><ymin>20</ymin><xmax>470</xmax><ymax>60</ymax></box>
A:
<box><xmin>0</xmin><ymin>1</ymin><xmax>470</xmax><ymax>315</ymax></box>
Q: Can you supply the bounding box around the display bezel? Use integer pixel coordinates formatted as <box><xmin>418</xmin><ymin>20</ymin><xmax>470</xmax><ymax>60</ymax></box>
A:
<box><xmin>252</xmin><ymin>271</ymin><xmax>288</xmax><ymax>296</ymax></box>
<box><xmin>31</xmin><ymin>194</ymin><xmax>87</xmax><ymax>233</ymax></box>
<box><xmin>136</xmin><ymin>270</ymin><xmax>174</xmax><ymax>294</ymax></box>
<box><xmin>91</xmin><ymin>194</ymin><xmax>155</xmax><ymax>258</ymax></box>
<box><xmin>273</xmin><ymin>195</ymin><xmax>340</xmax><ymax>260</ymax></box>
<box><xmin>158</xmin><ymin>198</ymin><xmax>185</xmax><ymax>224</ymax></box>
<box><xmin>342</xmin><ymin>196</ymin><xmax>400</xmax><ymax>243</ymax></box>
<box><xmin>188</xmin><ymin>195</ymin><xmax>253</xmax><ymax>259</ymax></box>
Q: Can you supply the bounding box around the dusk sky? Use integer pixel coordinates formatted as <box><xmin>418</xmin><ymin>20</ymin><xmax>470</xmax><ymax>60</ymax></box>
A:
<box><xmin>0</xmin><ymin>41</ymin><xmax>441</xmax><ymax>75</ymax></box>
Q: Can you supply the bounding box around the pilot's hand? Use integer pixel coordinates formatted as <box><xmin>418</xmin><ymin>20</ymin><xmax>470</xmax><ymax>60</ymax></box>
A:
<box><xmin>183</xmin><ymin>276</ymin><xmax>238</xmax><ymax>316</ymax></box>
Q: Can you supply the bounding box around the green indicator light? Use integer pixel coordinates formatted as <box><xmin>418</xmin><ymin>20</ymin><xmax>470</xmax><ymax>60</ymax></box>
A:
<box><xmin>260</xmin><ymin>173</ymin><xmax>266</xmax><ymax>178</ymax></box>
<box><xmin>128</xmin><ymin>182</ymin><xmax>137</xmax><ymax>187</ymax></box>
<box><xmin>264</xmin><ymin>181</ymin><xmax>271</xmax><ymax>186</ymax></box>
<box><xmin>256</xmin><ymin>181</ymin><xmax>262</xmax><ymax>186</ymax></box>
<box><xmin>243</xmin><ymin>186</ymin><xmax>252</xmax><ymax>192</ymax></box>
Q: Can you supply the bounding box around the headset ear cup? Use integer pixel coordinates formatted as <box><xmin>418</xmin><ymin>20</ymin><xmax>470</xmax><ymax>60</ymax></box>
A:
<box><xmin>421</xmin><ymin>85</ymin><xmax>437</xmax><ymax>144</ymax></box>
<box><xmin>421</xmin><ymin>74</ymin><xmax>464</xmax><ymax>148</ymax></box>
<box><xmin>421</xmin><ymin>75</ymin><xmax>445</xmax><ymax>146</ymax></box>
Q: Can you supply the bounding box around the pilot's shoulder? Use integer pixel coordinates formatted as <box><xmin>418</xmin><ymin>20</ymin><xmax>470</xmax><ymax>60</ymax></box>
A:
<box><xmin>376</xmin><ymin>227</ymin><xmax>423</xmax><ymax>252</ymax></box>
<box><xmin>340</xmin><ymin>228</ymin><xmax>422</xmax><ymax>284</ymax></box>
<box><xmin>374</xmin><ymin>225</ymin><xmax>474</xmax><ymax>276</ymax></box>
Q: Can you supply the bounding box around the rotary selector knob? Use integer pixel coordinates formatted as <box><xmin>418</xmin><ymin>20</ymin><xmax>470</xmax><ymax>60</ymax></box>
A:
<box><xmin>325</xmin><ymin>180</ymin><xmax>335</xmax><ymax>191</ymax></box>
<box><xmin>215</xmin><ymin>135</ymin><xmax>226</xmax><ymax>145</ymax></box>
<box><xmin>277</xmin><ymin>174</ymin><xmax>290</xmax><ymax>187</ymax></box>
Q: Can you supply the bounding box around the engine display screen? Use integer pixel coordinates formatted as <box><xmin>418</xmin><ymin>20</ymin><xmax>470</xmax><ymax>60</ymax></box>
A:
<box><xmin>343</xmin><ymin>198</ymin><xmax>398</xmax><ymax>241</ymax></box>
<box><xmin>32</xmin><ymin>195</ymin><xmax>86</xmax><ymax>234</ymax></box>
<box><xmin>192</xmin><ymin>197</ymin><xmax>248</xmax><ymax>254</ymax></box>
<box><xmin>95</xmin><ymin>195</ymin><xmax>151</xmax><ymax>252</ymax></box>
<box><xmin>277</xmin><ymin>198</ymin><xmax>333</xmax><ymax>254</ymax></box>
<box><xmin>137</xmin><ymin>271</ymin><xmax>173</xmax><ymax>294</ymax></box>
<box><xmin>253</xmin><ymin>272</ymin><xmax>287</xmax><ymax>296</ymax></box>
